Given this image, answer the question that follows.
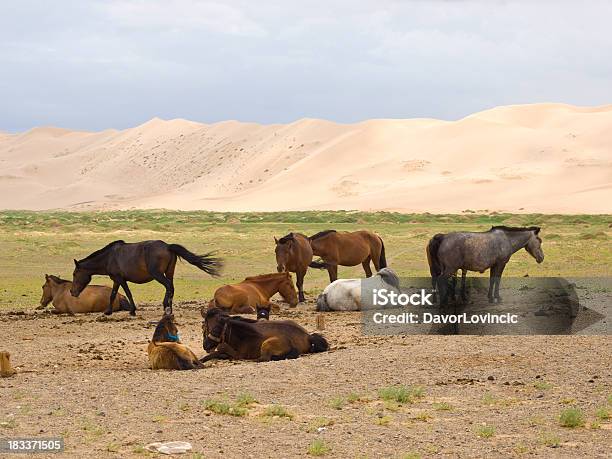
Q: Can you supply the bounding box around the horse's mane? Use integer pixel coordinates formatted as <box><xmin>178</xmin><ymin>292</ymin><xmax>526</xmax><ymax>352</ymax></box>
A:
<box><xmin>309</xmin><ymin>229</ymin><xmax>336</xmax><ymax>240</ymax></box>
<box><xmin>277</xmin><ymin>233</ymin><xmax>295</xmax><ymax>244</ymax></box>
<box><xmin>244</xmin><ymin>272</ymin><xmax>288</xmax><ymax>282</ymax></box>
<box><xmin>205</xmin><ymin>309</ymin><xmax>261</xmax><ymax>338</ymax></box>
<box><xmin>79</xmin><ymin>240</ymin><xmax>125</xmax><ymax>263</ymax></box>
<box><xmin>47</xmin><ymin>275</ymin><xmax>70</xmax><ymax>284</ymax></box>
<box><xmin>490</xmin><ymin>226</ymin><xmax>540</xmax><ymax>234</ymax></box>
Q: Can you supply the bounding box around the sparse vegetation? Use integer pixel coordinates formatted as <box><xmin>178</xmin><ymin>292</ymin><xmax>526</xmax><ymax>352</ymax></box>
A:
<box><xmin>236</xmin><ymin>392</ymin><xmax>257</xmax><ymax>407</ymax></box>
<box><xmin>482</xmin><ymin>393</ymin><xmax>496</xmax><ymax>405</ymax></box>
<box><xmin>307</xmin><ymin>439</ymin><xmax>330</xmax><ymax>456</ymax></box>
<box><xmin>262</xmin><ymin>404</ymin><xmax>293</xmax><ymax>420</ymax></box>
<box><xmin>540</xmin><ymin>432</ymin><xmax>561</xmax><ymax>448</ymax></box>
<box><xmin>375</xmin><ymin>415</ymin><xmax>392</xmax><ymax>426</ymax></box>
<box><xmin>595</xmin><ymin>407</ymin><xmax>609</xmax><ymax>421</ymax></box>
<box><xmin>378</xmin><ymin>385</ymin><xmax>424</xmax><ymax>404</ymax></box>
<box><xmin>559</xmin><ymin>408</ymin><xmax>585</xmax><ymax>428</ymax></box>
<box><xmin>476</xmin><ymin>424</ymin><xmax>495</xmax><ymax>438</ymax></box>
<box><xmin>534</xmin><ymin>380</ymin><xmax>553</xmax><ymax>390</ymax></box>
<box><xmin>433</xmin><ymin>402</ymin><xmax>453</xmax><ymax>411</ymax></box>
<box><xmin>329</xmin><ymin>396</ymin><xmax>345</xmax><ymax>410</ymax></box>
<box><xmin>203</xmin><ymin>399</ymin><xmax>247</xmax><ymax>417</ymax></box>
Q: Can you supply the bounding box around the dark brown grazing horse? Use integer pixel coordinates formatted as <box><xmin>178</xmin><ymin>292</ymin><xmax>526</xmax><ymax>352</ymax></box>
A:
<box><xmin>148</xmin><ymin>312</ymin><xmax>203</xmax><ymax>370</ymax></box>
<box><xmin>208</xmin><ymin>272</ymin><xmax>298</xmax><ymax>316</ymax></box>
<box><xmin>274</xmin><ymin>232</ymin><xmax>319</xmax><ymax>302</ymax></box>
<box><xmin>308</xmin><ymin>230</ymin><xmax>387</xmax><ymax>282</ymax></box>
<box><xmin>71</xmin><ymin>240</ymin><xmax>222</xmax><ymax>315</ymax></box>
<box><xmin>427</xmin><ymin>226</ymin><xmax>544</xmax><ymax>304</ymax></box>
<box><xmin>200</xmin><ymin>308</ymin><xmax>329</xmax><ymax>363</ymax></box>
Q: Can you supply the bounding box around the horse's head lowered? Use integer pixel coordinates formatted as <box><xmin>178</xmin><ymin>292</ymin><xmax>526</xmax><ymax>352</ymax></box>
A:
<box><xmin>152</xmin><ymin>311</ymin><xmax>181</xmax><ymax>343</ymax></box>
<box><xmin>201</xmin><ymin>307</ymin><xmax>230</xmax><ymax>352</ymax></box>
<box><xmin>277</xmin><ymin>272</ymin><xmax>299</xmax><ymax>307</ymax></box>
<box><xmin>525</xmin><ymin>228</ymin><xmax>544</xmax><ymax>264</ymax></box>
<box><xmin>70</xmin><ymin>259</ymin><xmax>92</xmax><ymax>297</ymax></box>
<box><xmin>274</xmin><ymin>234</ymin><xmax>295</xmax><ymax>272</ymax></box>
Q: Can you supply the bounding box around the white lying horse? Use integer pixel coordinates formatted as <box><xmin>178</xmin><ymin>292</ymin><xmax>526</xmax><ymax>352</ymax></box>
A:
<box><xmin>316</xmin><ymin>268</ymin><xmax>401</xmax><ymax>311</ymax></box>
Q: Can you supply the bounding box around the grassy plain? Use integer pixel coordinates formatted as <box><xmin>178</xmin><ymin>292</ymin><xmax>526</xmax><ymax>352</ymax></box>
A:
<box><xmin>0</xmin><ymin>210</ymin><xmax>609</xmax><ymax>309</ymax></box>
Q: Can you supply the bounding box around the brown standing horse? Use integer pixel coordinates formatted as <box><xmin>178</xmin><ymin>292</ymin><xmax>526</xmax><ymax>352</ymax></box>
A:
<box><xmin>148</xmin><ymin>312</ymin><xmax>203</xmax><ymax>370</ymax></box>
<box><xmin>274</xmin><ymin>232</ymin><xmax>317</xmax><ymax>302</ymax></box>
<box><xmin>38</xmin><ymin>275</ymin><xmax>131</xmax><ymax>314</ymax></box>
<box><xmin>200</xmin><ymin>308</ymin><xmax>329</xmax><ymax>362</ymax></box>
<box><xmin>71</xmin><ymin>240</ymin><xmax>222</xmax><ymax>315</ymax></box>
<box><xmin>309</xmin><ymin>230</ymin><xmax>387</xmax><ymax>282</ymax></box>
<box><xmin>208</xmin><ymin>272</ymin><xmax>298</xmax><ymax>317</ymax></box>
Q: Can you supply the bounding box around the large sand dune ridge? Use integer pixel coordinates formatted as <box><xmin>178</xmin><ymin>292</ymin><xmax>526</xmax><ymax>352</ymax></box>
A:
<box><xmin>1</xmin><ymin>103</ymin><xmax>610</xmax><ymax>213</ymax></box>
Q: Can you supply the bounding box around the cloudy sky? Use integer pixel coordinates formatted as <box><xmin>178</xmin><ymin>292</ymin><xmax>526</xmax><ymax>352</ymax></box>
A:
<box><xmin>2</xmin><ymin>0</ymin><xmax>611</xmax><ymax>131</ymax></box>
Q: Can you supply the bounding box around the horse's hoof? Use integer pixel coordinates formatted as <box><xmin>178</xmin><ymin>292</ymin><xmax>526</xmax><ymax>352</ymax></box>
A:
<box><xmin>104</xmin><ymin>310</ymin><xmax>112</xmax><ymax>316</ymax></box>
<box><xmin>129</xmin><ymin>311</ymin><xmax>136</xmax><ymax>316</ymax></box>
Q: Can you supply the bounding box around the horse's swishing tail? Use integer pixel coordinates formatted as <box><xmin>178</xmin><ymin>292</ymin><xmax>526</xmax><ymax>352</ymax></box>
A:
<box><xmin>309</xmin><ymin>259</ymin><xmax>328</xmax><ymax>269</ymax></box>
<box><xmin>309</xmin><ymin>333</ymin><xmax>329</xmax><ymax>353</ymax></box>
<box><xmin>378</xmin><ymin>237</ymin><xmax>387</xmax><ymax>269</ymax></box>
<box><xmin>168</xmin><ymin>244</ymin><xmax>223</xmax><ymax>277</ymax></box>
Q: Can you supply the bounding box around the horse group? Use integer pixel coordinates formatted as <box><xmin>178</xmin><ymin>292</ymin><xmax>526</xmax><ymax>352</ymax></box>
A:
<box><xmin>39</xmin><ymin>225</ymin><xmax>544</xmax><ymax>370</ymax></box>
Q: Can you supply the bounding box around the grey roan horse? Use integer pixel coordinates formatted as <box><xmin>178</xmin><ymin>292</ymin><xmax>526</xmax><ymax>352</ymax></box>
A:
<box><xmin>426</xmin><ymin>226</ymin><xmax>544</xmax><ymax>304</ymax></box>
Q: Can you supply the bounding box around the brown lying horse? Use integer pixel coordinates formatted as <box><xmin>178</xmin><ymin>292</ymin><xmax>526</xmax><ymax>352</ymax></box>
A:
<box><xmin>148</xmin><ymin>313</ymin><xmax>203</xmax><ymax>370</ymax></box>
<box><xmin>309</xmin><ymin>230</ymin><xmax>387</xmax><ymax>282</ymax></box>
<box><xmin>37</xmin><ymin>275</ymin><xmax>131</xmax><ymax>314</ymax></box>
<box><xmin>208</xmin><ymin>272</ymin><xmax>298</xmax><ymax>318</ymax></box>
<box><xmin>200</xmin><ymin>308</ymin><xmax>329</xmax><ymax>363</ymax></box>
<box><xmin>71</xmin><ymin>240</ymin><xmax>222</xmax><ymax>315</ymax></box>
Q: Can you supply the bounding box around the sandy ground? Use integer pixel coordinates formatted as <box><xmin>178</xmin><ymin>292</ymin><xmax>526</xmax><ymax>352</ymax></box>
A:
<box><xmin>0</xmin><ymin>103</ymin><xmax>611</xmax><ymax>213</ymax></box>
<box><xmin>1</xmin><ymin>300</ymin><xmax>610</xmax><ymax>458</ymax></box>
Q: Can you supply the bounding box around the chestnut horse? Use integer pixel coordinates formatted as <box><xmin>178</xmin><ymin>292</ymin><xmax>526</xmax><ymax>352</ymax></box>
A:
<box><xmin>71</xmin><ymin>240</ymin><xmax>222</xmax><ymax>315</ymax></box>
<box><xmin>208</xmin><ymin>272</ymin><xmax>298</xmax><ymax>318</ymax></box>
<box><xmin>274</xmin><ymin>232</ymin><xmax>318</xmax><ymax>302</ymax></box>
<box><xmin>38</xmin><ymin>275</ymin><xmax>131</xmax><ymax>314</ymax></box>
<box><xmin>308</xmin><ymin>230</ymin><xmax>387</xmax><ymax>282</ymax></box>
<box><xmin>148</xmin><ymin>312</ymin><xmax>203</xmax><ymax>370</ymax></box>
<box><xmin>200</xmin><ymin>308</ymin><xmax>329</xmax><ymax>362</ymax></box>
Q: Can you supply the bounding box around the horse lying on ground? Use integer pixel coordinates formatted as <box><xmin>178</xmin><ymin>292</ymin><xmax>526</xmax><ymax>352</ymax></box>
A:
<box><xmin>208</xmin><ymin>272</ymin><xmax>298</xmax><ymax>317</ymax></box>
<box><xmin>316</xmin><ymin>268</ymin><xmax>401</xmax><ymax>311</ymax></box>
<box><xmin>148</xmin><ymin>313</ymin><xmax>203</xmax><ymax>370</ymax></box>
<box><xmin>200</xmin><ymin>308</ymin><xmax>329</xmax><ymax>363</ymax></box>
<box><xmin>71</xmin><ymin>240</ymin><xmax>222</xmax><ymax>316</ymax></box>
<box><xmin>427</xmin><ymin>226</ymin><xmax>544</xmax><ymax>304</ymax></box>
<box><xmin>37</xmin><ymin>274</ymin><xmax>131</xmax><ymax>314</ymax></box>
<box><xmin>309</xmin><ymin>230</ymin><xmax>387</xmax><ymax>282</ymax></box>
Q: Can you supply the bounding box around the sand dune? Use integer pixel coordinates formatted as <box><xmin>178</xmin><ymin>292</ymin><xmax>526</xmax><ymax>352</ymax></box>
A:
<box><xmin>0</xmin><ymin>103</ymin><xmax>610</xmax><ymax>213</ymax></box>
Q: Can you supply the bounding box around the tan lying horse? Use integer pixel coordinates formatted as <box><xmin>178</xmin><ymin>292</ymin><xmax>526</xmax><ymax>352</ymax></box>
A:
<box><xmin>208</xmin><ymin>272</ymin><xmax>298</xmax><ymax>317</ymax></box>
<box><xmin>309</xmin><ymin>230</ymin><xmax>387</xmax><ymax>282</ymax></box>
<box><xmin>148</xmin><ymin>313</ymin><xmax>203</xmax><ymax>370</ymax></box>
<box><xmin>38</xmin><ymin>275</ymin><xmax>131</xmax><ymax>314</ymax></box>
<box><xmin>200</xmin><ymin>308</ymin><xmax>329</xmax><ymax>362</ymax></box>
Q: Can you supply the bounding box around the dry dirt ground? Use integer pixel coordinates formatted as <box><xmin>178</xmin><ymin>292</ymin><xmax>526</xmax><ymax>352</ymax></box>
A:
<box><xmin>1</xmin><ymin>301</ymin><xmax>610</xmax><ymax>458</ymax></box>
